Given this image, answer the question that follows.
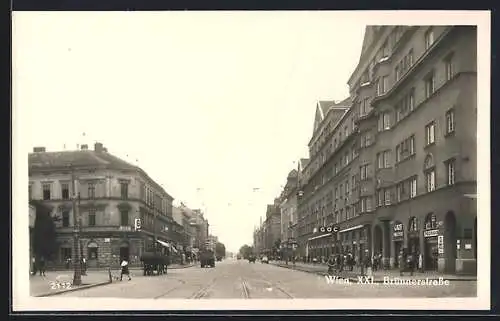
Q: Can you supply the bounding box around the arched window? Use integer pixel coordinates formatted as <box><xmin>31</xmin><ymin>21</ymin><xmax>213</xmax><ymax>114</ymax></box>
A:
<box><xmin>424</xmin><ymin>213</ymin><xmax>437</xmax><ymax>229</ymax></box>
<box><xmin>408</xmin><ymin>216</ymin><xmax>418</xmax><ymax>232</ymax></box>
<box><xmin>87</xmin><ymin>241</ymin><xmax>99</xmax><ymax>259</ymax></box>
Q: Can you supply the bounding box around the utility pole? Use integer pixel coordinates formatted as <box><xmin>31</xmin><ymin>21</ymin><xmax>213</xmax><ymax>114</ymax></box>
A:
<box><xmin>70</xmin><ymin>164</ymin><xmax>82</xmax><ymax>286</ymax></box>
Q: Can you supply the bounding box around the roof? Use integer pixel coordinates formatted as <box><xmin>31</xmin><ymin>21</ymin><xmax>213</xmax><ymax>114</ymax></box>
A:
<box><xmin>29</xmin><ymin>150</ymin><xmax>137</xmax><ymax>171</ymax></box>
<box><xmin>287</xmin><ymin>169</ymin><xmax>298</xmax><ymax>179</ymax></box>
<box><xmin>29</xmin><ymin>149</ymin><xmax>174</xmax><ymax>199</ymax></box>
<box><xmin>318</xmin><ymin>100</ymin><xmax>336</xmax><ymax>118</ymax></box>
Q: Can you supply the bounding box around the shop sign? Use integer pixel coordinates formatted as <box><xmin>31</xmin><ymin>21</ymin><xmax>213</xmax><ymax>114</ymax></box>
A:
<box><xmin>423</xmin><ymin>229</ymin><xmax>439</xmax><ymax>238</ymax></box>
<box><xmin>393</xmin><ymin>223</ymin><xmax>403</xmax><ymax>232</ymax></box>
<box><xmin>437</xmin><ymin>235</ymin><xmax>444</xmax><ymax>254</ymax></box>
<box><xmin>393</xmin><ymin>231</ymin><xmax>403</xmax><ymax>238</ymax></box>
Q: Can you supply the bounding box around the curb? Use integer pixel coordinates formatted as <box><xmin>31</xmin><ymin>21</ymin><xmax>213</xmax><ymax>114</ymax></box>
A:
<box><xmin>35</xmin><ymin>281</ymin><xmax>112</xmax><ymax>297</ymax></box>
<box><xmin>272</xmin><ymin>264</ymin><xmax>477</xmax><ymax>282</ymax></box>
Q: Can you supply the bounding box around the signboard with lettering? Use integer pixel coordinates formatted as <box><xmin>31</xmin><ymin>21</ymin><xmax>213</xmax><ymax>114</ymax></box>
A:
<box><xmin>424</xmin><ymin>229</ymin><xmax>439</xmax><ymax>238</ymax></box>
<box><xmin>437</xmin><ymin>235</ymin><xmax>444</xmax><ymax>254</ymax></box>
<box><xmin>392</xmin><ymin>222</ymin><xmax>404</xmax><ymax>240</ymax></box>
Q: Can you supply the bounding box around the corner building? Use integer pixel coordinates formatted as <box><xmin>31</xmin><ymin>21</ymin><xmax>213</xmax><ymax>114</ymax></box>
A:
<box><xmin>28</xmin><ymin>143</ymin><xmax>175</xmax><ymax>268</ymax></box>
<box><xmin>347</xmin><ymin>25</ymin><xmax>477</xmax><ymax>274</ymax></box>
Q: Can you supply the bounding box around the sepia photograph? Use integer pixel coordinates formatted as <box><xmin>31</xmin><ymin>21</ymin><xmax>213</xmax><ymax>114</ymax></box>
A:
<box><xmin>12</xmin><ymin>10</ymin><xmax>490</xmax><ymax>311</ymax></box>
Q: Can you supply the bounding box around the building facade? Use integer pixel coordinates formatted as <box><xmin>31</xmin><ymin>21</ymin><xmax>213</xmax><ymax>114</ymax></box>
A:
<box><xmin>28</xmin><ymin>143</ymin><xmax>176</xmax><ymax>268</ymax></box>
<box><xmin>262</xmin><ymin>202</ymin><xmax>281</xmax><ymax>256</ymax></box>
<box><xmin>279</xmin><ymin>169</ymin><xmax>299</xmax><ymax>259</ymax></box>
<box><xmin>296</xmin><ymin>25</ymin><xmax>477</xmax><ymax>274</ymax></box>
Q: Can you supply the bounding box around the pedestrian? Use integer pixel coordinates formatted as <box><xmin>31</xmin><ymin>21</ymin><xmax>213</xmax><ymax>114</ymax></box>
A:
<box><xmin>406</xmin><ymin>252</ymin><xmax>414</xmax><ymax>276</ymax></box>
<box><xmin>327</xmin><ymin>255</ymin><xmax>335</xmax><ymax>275</ymax></box>
<box><xmin>82</xmin><ymin>257</ymin><xmax>87</xmax><ymax>275</ymax></box>
<box><xmin>120</xmin><ymin>259</ymin><xmax>131</xmax><ymax>281</ymax></box>
<box><xmin>418</xmin><ymin>252</ymin><xmax>423</xmax><ymax>273</ymax></box>
<box><xmin>38</xmin><ymin>256</ymin><xmax>46</xmax><ymax>276</ymax></box>
<box><xmin>398</xmin><ymin>251</ymin><xmax>405</xmax><ymax>276</ymax></box>
<box><xmin>31</xmin><ymin>256</ymin><xmax>37</xmax><ymax>275</ymax></box>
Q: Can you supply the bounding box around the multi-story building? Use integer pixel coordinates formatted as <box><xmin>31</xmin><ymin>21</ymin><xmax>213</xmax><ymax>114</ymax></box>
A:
<box><xmin>263</xmin><ymin>201</ymin><xmax>281</xmax><ymax>256</ymax></box>
<box><xmin>297</xmin><ymin>98</ymin><xmax>355</xmax><ymax>261</ymax></box>
<box><xmin>29</xmin><ymin>204</ymin><xmax>36</xmax><ymax>267</ymax></box>
<box><xmin>279</xmin><ymin>169</ymin><xmax>299</xmax><ymax>259</ymax></box>
<box><xmin>296</xmin><ymin>25</ymin><xmax>477</xmax><ymax>274</ymax></box>
<box><xmin>178</xmin><ymin>204</ymin><xmax>197</xmax><ymax>257</ymax></box>
<box><xmin>28</xmin><ymin>143</ymin><xmax>175</xmax><ymax>268</ymax></box>
<box><xmin>348</xmin><ymin>25</ymin><xmax>476</xmax><ymax>274</ymax></box>
<box><xmin>191</xmin><ymin>209</ymin><xmax>209</xmax><ymax>251</ymax></box>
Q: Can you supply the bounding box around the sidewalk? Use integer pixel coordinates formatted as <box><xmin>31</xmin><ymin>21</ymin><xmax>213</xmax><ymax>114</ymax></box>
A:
<box><xmin>31</xmin><ymin>263</ymin><xmax>196</xmax><ymax>297</ymax></box>
<box><xmin>270</xmin><ymin>261</ymin><xmax>477</xmax><ymax>282</ymax></box>
<box><xmin>46</xmin><ymin>263</ymin><xmax>195</xmax><ymax>272</ymax></box>
<box><xmin>30</xmin><ymin>271</ymin><xmax>111</xmax><ymax>297</ymax></box>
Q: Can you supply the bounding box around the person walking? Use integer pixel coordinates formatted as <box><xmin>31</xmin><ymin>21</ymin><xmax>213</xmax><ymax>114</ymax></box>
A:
<box><xmin>398</xmin><ymin>250</ymin><xmax>405</xmax><ymax>276</ymax></box>
<box><xmin>38</xmin><ymin>256</ymin><xmax>46</xmax><ymax>276</ymax></box>
<box><xmin>120</xmin><ymin>259</ymin><xmax>131</xmax><ymax>281</ymax></box>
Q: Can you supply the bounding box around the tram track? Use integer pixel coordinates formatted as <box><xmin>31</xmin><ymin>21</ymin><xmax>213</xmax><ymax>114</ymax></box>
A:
<box><xmin>188</xmin><ymin>277</ymin><xmax>219</xmax><ymax>299</ymax></box>
<box><xmin>153</xmin><ymin>278</ymin><xmax>187</xmax><ymax>299</ymax></box>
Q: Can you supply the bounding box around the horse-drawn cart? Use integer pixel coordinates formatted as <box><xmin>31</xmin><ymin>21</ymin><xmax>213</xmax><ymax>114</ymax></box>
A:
<box><xmin>140</xmin><ymin>252</ymin><xmax>169</xmax><ymax>276</ymax></box>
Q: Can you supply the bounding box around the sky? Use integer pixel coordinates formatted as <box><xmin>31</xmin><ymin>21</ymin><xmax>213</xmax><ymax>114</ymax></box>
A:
<box><xmin>14</xmin><ymin>12</ymin><xmax>367</xmax><ymax>253</ymax></box>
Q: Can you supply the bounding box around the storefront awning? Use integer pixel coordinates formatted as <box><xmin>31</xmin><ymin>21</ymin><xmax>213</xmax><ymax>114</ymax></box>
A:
<box><xmin>308</xmin><ymin>233</ymin><xmax>332</xmax><ymax>241</ymax></box>
<box><xmin>157</xmin><ymin>240</ymin><xmax>170</xmax><ymax>247</ymax></box>
<box><xmin>339</xmin><ymin>224</ymin><xmax>364</xmax><ymax>233</ymax></box>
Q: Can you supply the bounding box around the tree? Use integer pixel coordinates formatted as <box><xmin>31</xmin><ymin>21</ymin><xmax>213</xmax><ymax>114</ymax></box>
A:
<box><xmin>238</xmin><ymin>244</ymin><xmax>254</xmax><ymax>259</ymax></box>
<box><xmin>215</xmin><ymin>242</ymin><xmax>226</xmax><ymax>258</ymax></box>
<box><xmin>31</xmin><ymin>200</ymin><xmax>58</xmax><ymax>260</ymax></box>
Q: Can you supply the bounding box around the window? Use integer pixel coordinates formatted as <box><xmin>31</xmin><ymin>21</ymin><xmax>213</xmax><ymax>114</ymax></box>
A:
<box><xmin>377</xmin><ymin>76</ymin><xmax>388</xmax><ymax>96</ymax></box>
<box><xmin>345</xmin><ymin>181</ymin><xmax>350</xmax><ymax>196</ymax></box>
<box><xmin>120</xmin><ymin>210</ymin><xmax>129</xmax><ymax>226</ymax></box>
<box><xmin>340</xmin><ymin>184</ymin><xmax>344</xmax><ymax>198</ymax></box>
<box><xmin>382</xmin><ymin>41</ymin><xmax>389</xmax><ymax>58</ymax></box>
<box><xmin>377</xmin><ymin>189</ymin><xmax>384</xmax><ymax>206</ymax></box>
<box><xmin>360</xmin><ymin>164</ymin><xmax>370</xmax><ymax>180</ymax></box>
<box><xmin>61</xmin><ymin>183</ymin><xmax>69</xmax><ymax>200</ymax></box>
<box><xmin>425</xmin><ymin>29</ymin><xmax>434</xmax><ymax>50</ymax></box>
<box><xmin>360</xmin><ymin>197</ymin><xmax>372</xmax><ymax>213</ymax></box>
<box><xmin>352</xmin><ymin>145</ymin><xmax>358</xmax><ymax>159</ymax></box>
<box><xmin>88</xmin><ymin>209</ymin><xmax>96</xmax><ymax>226</ymax></box>
<box><xmin>88</xmin><ymin>182</ymin><xmax>96</xmax><ymax>199</ymax></box>
<box><xmin>425</xmin><ymin>213</ymin><xmax>437</xmax><ymax>230</ymax></box>
<box><xmin>409</xmin><ymin>217</ymin><xmax>418</xmax><ymax>232</ymax></box>
<box><xmin>426</xmin><ymin>169</ymin><xmax>436</xmax><ymax>192</ymax></box>
<box><xmin>445</xmin><ymin>53</ymin><xmax>455</xmax><ymax>81</ymax></box>
<box><xmin>345</xmin><ymin>125</ymin><xmax>349</xmax><ymax>138</ymax></box>
<box><xmin>345</xmin><ymin>152</ymin><xmax>350</xmax><ymax>165</ymax></box>
<box><xmin>62</xmin><ymin>210</ymin><xmax>70</xmax><ymax>227</ymax></box>
<box><xmin>396</xmin><ymin>135</ymin><xmax>416</xmax><ymax>163</ymax></box>
<box><xmin>409</xmin><ymin>177</ymin><xmax>417</xmax><ymax>198</ymax></box>
<box><xmin>335</xmin><ymin>187</ymin><xmax>339</xmax><ymax>200</ymax></box>
<box><xmin>446</xmin><ymin>108</ymin><xmax>455</xmax><ymax>135</ymax></box>
<box><xmin>384</xmin><ymin>189</ymin><xmax>391</xmax><ymax>206</ymax></box>
<box><xmin>396</xmin><ymin>89</ymin><xmax>415</xmax><ymax>122</ymax></box>
<box><xmin>446</xmin><ymin>159</ymin><xmax>456</xmax><ymax>186</ymax></box>
<box><xmin>378</xmin><ymin>112</ymin><xmax>391</xmax><ymax>131</ymax></box>
<box><xmin>29</xmin><ymin>184</ymin><xmax>32</xmax><ymax>200</ymax></box>
<box><xmin>335</xmin><ymin>162</ymin><xmax>338</xmax><ymax>174</ymax></box>
<box><xmin>395</xmin><ymin>66</ymin><xmax>400</xmax><ymax>82</ymax></box>
<box><xmin>361</xmin><ymin>132</ymin><xmax>372</xmax><ymax>147</ymax></box>
<box><xmin>120</xmin><ymin>182</ymin><xmax>129</xmax><ymax>199</ymax></box>
<box><xmin>361</xmin><ymin>98</ymin><xmax>371</xmax><ymax>116</ymax></box>
<box><xmin>377</xmin><ymin>150</ymin><xmax>391</xmax><ymax>169</ymax></box>
<box><xmin>397</xmin><ymin>181</ymin><xmax>406</xmax><ymax>202</ymax></box>
<box><xmin>425</xmin><ymin>71</ymin><xmax>436</xmax><ymax>98</ymax></box>
<box><xmin>42</xmin><ymin>183</ymin><xmax>51</xmax><ymax>200</ymax></box>
<box><xmin>425</xmin><ymin>122</ymin><xmax>436</xmax><ymax>146</ymax></box>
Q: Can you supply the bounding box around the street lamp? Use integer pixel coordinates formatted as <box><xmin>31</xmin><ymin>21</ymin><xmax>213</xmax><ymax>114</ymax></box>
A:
<box><xmin>70</xmin><ymin>164</ymin><xmax>82</xmax><ymax>286</ymax></box>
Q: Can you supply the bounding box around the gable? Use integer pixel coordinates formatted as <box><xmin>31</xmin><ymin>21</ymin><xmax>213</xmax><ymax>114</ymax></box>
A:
<box><xmin>312</xmin><ymin>102</ymin><xmax>324</xmax><ymax>133</ymax></box>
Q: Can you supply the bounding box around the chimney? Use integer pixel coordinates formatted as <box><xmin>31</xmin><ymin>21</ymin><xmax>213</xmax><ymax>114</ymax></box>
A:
<box><xmin>33</xmin><ymin>147</ymin><xmax>46</xmax><ymax>152</ymax></box>
<box><xmin>81</xmin><ymin>144</ymin><xmax>88</xmax><ymax>150</ymax></box>
<box><xmin>94</xmin><ymin>142</ymin><xmax>103</xmax><ymax>152</ymax></box>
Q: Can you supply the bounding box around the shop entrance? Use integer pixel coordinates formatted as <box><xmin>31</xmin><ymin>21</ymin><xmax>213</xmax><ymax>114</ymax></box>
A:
<box><xmin>120</xmin><ymin>241</ymin><xmax>130</xmax><ymax>262</ymax></box>
<box><xmin>373</xmin><ymin>225</ymin><xmax>383</xmax><ymax>256</ymax></box>
<box><xmin>394</xmin><ymin>241</ymin><xmax>403</xmax><ymax>268</ymax></box>
<box><xmin>424</xmin><ymin>238</ymin><xmax>438</xmax><ymax>270</ymax></box>
<box><xmin>444</xmin><ymin>211</ymin><xmax>457</xmax><ymax>273</ymax></box>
